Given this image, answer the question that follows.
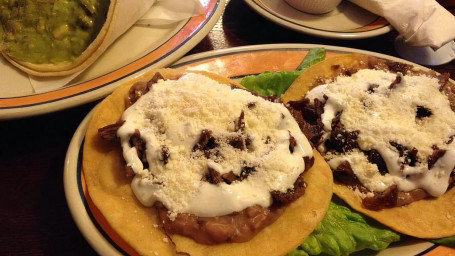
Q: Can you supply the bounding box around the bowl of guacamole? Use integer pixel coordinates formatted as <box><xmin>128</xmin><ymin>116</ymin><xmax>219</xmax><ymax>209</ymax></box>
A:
<box><xmin>0</xmin><ymin>0</ymin><xmax>112</xmax><ymax>76</ymax></box>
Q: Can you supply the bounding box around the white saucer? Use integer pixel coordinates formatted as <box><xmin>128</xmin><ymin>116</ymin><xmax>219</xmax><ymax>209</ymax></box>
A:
<box><xmin>244</xmin><ymin>0</ymin><xmax>392</xmax><ymax>39</ymax></box>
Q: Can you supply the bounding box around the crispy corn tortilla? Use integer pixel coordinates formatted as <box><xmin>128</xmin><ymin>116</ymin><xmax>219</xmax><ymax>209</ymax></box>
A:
<box><xmin>83</xmin><ymin>68</ymin><xmax>333</xmax><ymax>256</ymax></box>
<box><xmin>282</xmin><ymin>53</ymin><xmax>455</xmax><ymax>239</ymax></box>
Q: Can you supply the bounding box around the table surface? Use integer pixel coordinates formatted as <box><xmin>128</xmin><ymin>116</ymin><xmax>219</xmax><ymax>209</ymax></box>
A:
<box><xmin>1</xmin><ymin>0</ymin><xmax>454</xmax><ymax>255</ymax></box>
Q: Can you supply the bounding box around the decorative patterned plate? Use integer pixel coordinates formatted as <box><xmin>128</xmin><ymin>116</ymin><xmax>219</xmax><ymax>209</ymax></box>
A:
<box><xmin>243</xmin><ymin>0</ymin><xmax>392</xmax><ymax>39</ymax></box>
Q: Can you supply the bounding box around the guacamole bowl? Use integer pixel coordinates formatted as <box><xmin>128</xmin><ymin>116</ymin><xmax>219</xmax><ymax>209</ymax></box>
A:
<box><xmin>0</xmin><ymin>0</ymin><xmax>154</xmax><ymax>77</ymax></box>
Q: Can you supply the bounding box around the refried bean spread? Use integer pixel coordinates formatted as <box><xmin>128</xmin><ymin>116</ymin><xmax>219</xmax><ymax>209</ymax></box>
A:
<box><xmin>99</xmin><ymin>72</ymin><xmax>314</xmax><ymax>244</ymax></box>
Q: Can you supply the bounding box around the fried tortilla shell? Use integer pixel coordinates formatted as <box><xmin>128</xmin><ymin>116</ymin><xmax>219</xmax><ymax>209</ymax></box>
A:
<box><xmin>281</xmin><ymin>53</ymin><xmax>455</xmax><ymax>239</ymax></box>
<box><xmin>83</xmin><ymin>68</ymin><xmax>333</xmax><ymax>256</ymax></box>
<box><xmin>333</xmin><ymin>183</ymin><xmax>455</xmax><ymax>239</ymax></box>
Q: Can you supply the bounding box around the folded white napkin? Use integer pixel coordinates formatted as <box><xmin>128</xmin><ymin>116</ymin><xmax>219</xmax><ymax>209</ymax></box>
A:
<box><xmin>20</xmin><ymin>0</ymin><xmax>203</xmax><ymax>94</ymax></box>
<box><xmin>349</xmin><ymin>0</ymin><xmax>455</xmax><ymax>48</ymax></box>
<box><xmin>137</xmin><ymin>0</ymin><xmax>204</xmax><ymax>26</ymax></box>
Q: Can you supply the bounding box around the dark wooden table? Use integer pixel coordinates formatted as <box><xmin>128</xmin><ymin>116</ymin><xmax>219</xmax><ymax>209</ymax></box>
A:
<box><xmin>1</xmin><ymin>0</ymin><xmax>454</xmax><ymax>255</ymax></box>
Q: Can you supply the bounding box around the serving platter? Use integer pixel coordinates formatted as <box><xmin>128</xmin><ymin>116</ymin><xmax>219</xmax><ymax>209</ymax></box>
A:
<box><xmin>0</xmin><ymin>0</ymin><xmax>225</xmax><ymax>120</ymax></box>
<box><xmin>243</xmin><ymin>0</ymin><xmax>392</xmax><ymax>39</ymax></box>
<box><xmin>64</xmin><ymin>44</ymin><xmax>455</xmax><ymax>256</ymax></box>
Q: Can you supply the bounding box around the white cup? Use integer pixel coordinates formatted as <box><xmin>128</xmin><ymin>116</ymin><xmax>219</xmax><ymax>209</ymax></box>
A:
<box><xmin>284</xmin><ymin>0</ymin><xmax>343</xmax><ymax>14</ymax></box>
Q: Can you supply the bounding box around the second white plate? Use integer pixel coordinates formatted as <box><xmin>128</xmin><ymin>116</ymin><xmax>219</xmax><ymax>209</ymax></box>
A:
<box><xmin>244</xmin><ymin>0</ymin><xmax>392</xmax><ymax>39</ymax></box>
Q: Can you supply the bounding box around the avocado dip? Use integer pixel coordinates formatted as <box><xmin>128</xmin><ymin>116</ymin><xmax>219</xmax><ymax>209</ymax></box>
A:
<box><xmin>0</xmin><ymin>0</ymin><xmax>110</xmax><ymax>64</ymax></box>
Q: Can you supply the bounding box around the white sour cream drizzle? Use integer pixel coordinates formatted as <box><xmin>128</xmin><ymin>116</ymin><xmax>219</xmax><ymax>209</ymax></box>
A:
<box><xmin>306</xmin><ymin>69</ymin><xmax>455</xmax><ymax>196</ymax></box>
<box><xmin>117</xmin><ymin>73</ymin><xmax>313</xmax><ymax>218</ymax></box>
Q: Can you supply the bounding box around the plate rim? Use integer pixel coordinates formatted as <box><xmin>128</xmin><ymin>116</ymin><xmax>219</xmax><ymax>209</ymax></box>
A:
<box><xmin>65</xmin><ymin>43</ymin><xmax>446</xmax><ymax>256</ymax></box>
<box><xmin>64</xmin><ymin>109</ymin><xmax>126</xmax><ymax>256</ymax></box>
<box><xmin>243</xmin><ymin>0</ymin><xmax>393</xmax><ymax>39</ymax></box>
<box><xmin>172</xmin><ymin>43</ymin><xmax>412</xmax><ymax>68</ymax></box>
<box><xmin>0</xmin><ymin>0</ymin><xmax>225</xmax><ymax>120</ymax></box>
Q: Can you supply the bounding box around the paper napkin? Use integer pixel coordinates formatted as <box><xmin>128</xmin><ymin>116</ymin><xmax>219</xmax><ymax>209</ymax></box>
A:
<box><xmin>349</xmin><ymin>0</ymin><xmax>455</xmax><ymax>48</ymax></box>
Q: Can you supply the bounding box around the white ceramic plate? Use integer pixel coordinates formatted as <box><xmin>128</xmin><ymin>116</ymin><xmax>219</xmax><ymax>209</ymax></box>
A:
<box><xmin>243</xmin><ymin>0</ymin><xmax>392</xmax><ymax>39</ymax></box>
<box><xmin>64</xmin><ymin>44</ymin><xmax>454</xmax><ymax>256</ymax></box>
<box><xmin>0</xmin><ymin>0</ymin><xmax>225</xmax><ymax>120</ymax></box>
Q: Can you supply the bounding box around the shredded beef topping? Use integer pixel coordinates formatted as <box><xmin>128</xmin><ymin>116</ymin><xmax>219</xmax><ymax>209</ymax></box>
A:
<box><xmin>126</xmin><ymin>72</ymin><xmax>164</xmax><ymax>107</ymax></box>
<box><xmin>441</xmin><ymin>76</ymin><xmax>455</xmax><ymax>111</ymax></box>
<box><xmin>247</xmin><ymin>101</ymin><xmax>256</xmax><ymax>108</ymax></box>
<box><xmin>389</xmin><ymin>141</ymin><xmax>418</xmax><ymax>167</ymax></box>
<box><xmin>450</xmin><ymin>169</ymin><xmax>455</xmax><ymax>189</ymax></box>
<box><xmin>227</xmin><ymin>134</ymin><xmax>246</xmax><ymax>150</ymax></box>
<box><xmin>330</xmin><ymin>64</ymin><xmax>359</xmax><ymax>77</ymax></box>
<box><xmin>201</xmin><ymin>165</ymin><xmax>258</xmax><ymax>185</ymax></box>
<box><xmin>416</xmin><ymin>106</ymin><xmax>433</xmax><ymax>119</ymax></box>
<box><xmin>366</xmin><ymin>149</ymin><xmax>388</xmax><ymax>175</ymax></box>
<box><xmin>235</xmin><ymin>110</ymin><xmax>245</xmax><ymax>132</ymax></box>
<box><xmin>326</xmin><ymin>112</ymin><xmax>359</xmax><ymax>153</ymax></box>
<box><xmin>385</xmin><ymin>60</ymin><xmax>413</xmax><ymax>74</ymax></box>
<box><xmin>129</xmin><ymin>130</ymin><xmax>148</xmax><ymax>169</ymax></box>
<box><xmin>286</xmin><ymin>60</ymin><xmax>455</xmax><ymax>210</ymax></box>
<box><xmin>332</xmin><ymin>160</ymin><xmax>360</xmax><ymax>187</ymax></box>
<box><xmin>289</xmin><ymin>133</ymin><xmax>297</xmax><ymax>153</ymax></box>
<box><xmin>201</xmin><ymin>167</ymin><xmax>223</xmax><ymax>184</ymax></box>
<box><xmin>388</xmin><ymin>74</ymin><xmax>402</xmax><ymax>90</ymax></box>
<box><xmin>303</xmin><ymin>156</ymin><xmax>315</xmax><ymax>171</ymax></box>
<box><xmin>271</xmin><ymin>173</ymin><xmax>307</xmax><ymax>205</ymax></box>
<box><xmin>192</xmin><ymin>129</ymin><xmax>218</xmax><ymax>158</ymax></box>
<box><xmin>98</xmin><ymin>120</ymin><xmax>125</xmax><ymax>141</ymax></box>
<box><xmin>428</xmin><ymin>145</ymin><xmax>447</xmax><ymax>169</ymax></box>
<box><xmin>161</xmin><ymin>145</ymin><xmax>170</xmax><ymax>165</ymax></box>
<box><xmin>286</xmin><ymin>99</ymin><xmax>324</xmax><ymax>147</ymax></box>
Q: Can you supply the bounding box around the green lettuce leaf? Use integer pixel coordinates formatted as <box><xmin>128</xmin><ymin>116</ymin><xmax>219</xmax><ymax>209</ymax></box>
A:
<box><xmin>296</xmin><ymin>47</ymin><xmax>326</xmax><ymax>71</ymax></box>
<box><xmin>287</xmin><ymin>199</ymin><xmax>401</xmax><ymax>256</ymax></box>
<box><xmin>239</xmin><ymin>47</ymin><xmax>326</xmax><ymax>97</ymax></box>
<box><xmin>240</xmin><ymin>70</ymin><xmax>302</xmax><ymax>97</ymax></box>
<box><xmin>432</xmin><ymin>236</ymin><xmax>455</xmax><ymax>247</ymax></box>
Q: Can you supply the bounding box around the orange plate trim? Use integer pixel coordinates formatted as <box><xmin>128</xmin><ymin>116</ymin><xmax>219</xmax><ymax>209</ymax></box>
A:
<box><xmin>423</xmin><ymin>245</ymin><xmax>455</xmax><ymax>256</ymax></box>
<box><xmin>81</xmin><ymin>171</ymin><xmax>140</xmax><ymax>255</ymax></box>
<box><xmin>0</xmin><ymin>0</ymin><xmax>219</xmax><ymax>109</ymax></box>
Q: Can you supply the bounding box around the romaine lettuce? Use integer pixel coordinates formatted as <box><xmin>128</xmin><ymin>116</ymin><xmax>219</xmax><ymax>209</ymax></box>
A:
<box><xmin>240</xmin><ymin>47</ymin><xmax>325</xmax><ymax>97</ymax></box>
<box><xmin>433</xmin><ymin>236</ymin><xmax>455</xmax><ymax>247</ymax></box>
<box><xmin>287</xmin><ymin>200</ymin><xmax>401</xmax><ymax>256</ymax></box>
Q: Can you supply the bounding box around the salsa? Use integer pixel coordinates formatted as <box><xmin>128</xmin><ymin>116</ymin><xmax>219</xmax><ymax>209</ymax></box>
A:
<box><xmin>0</xmin><ymin>0</ymin><xmax>109</xmax><ymax>64</ymax></box>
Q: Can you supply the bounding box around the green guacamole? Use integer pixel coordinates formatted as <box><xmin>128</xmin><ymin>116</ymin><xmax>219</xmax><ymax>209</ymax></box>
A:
<box><xmin>0</xmin><ymin>0</ymin><xmax>109</xmax><ymax>64</ymax></box>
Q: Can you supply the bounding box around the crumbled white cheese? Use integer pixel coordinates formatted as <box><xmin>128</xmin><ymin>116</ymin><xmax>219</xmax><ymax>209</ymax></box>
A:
<box><xmin>118</xmin><ymin>73</ymin><xmax>313</xmax><ymax>217</ymax></box>
<box><xmin>307</xmin><ymin>69</ymin><xmax>455</xmax><ymax>196</ymax></box>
